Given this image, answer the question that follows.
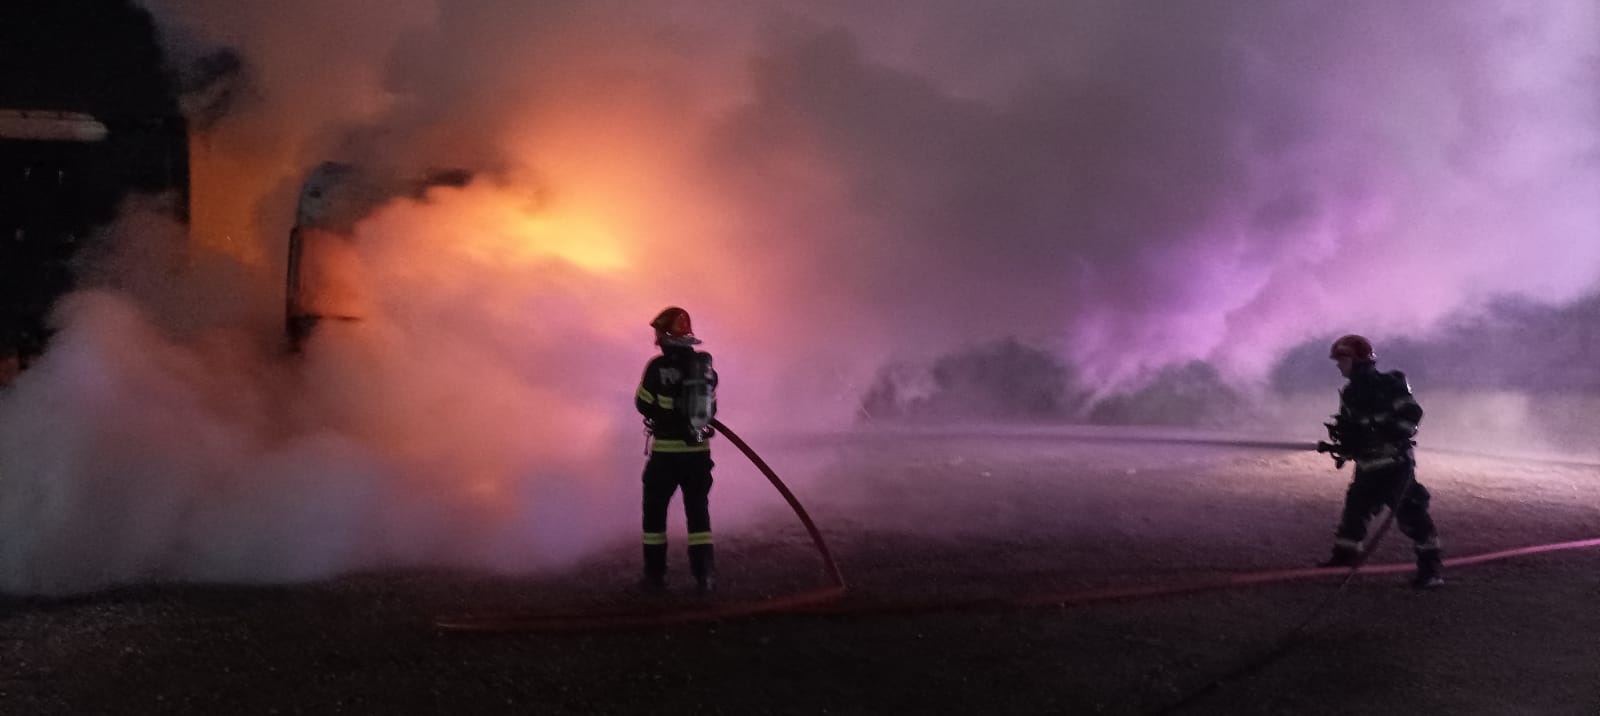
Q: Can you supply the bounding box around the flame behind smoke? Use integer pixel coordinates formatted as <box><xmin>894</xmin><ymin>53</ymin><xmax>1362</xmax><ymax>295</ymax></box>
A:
<box><xmin>3</xmin><ymin>0</ymin><xmax>1595</xmax><ymax>595</ymax></box>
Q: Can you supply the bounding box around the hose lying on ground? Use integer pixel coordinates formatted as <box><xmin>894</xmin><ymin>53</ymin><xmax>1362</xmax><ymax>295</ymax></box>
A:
<box><xmin>437</xmin><ymin>431</ymin><xmax>1600</xmax><ymax>636</ymax></box>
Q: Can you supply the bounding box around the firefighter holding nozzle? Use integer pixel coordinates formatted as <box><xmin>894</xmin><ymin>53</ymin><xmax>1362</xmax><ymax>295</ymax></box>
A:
<box><xmin>1316</xmin><ymin>334</ymin><xmax>1444</xmax><ymax>589</ymax></box>
<box><xmin>634</xmin><ymin>307</ymin><xmax>719</xmax><ymax>593</ymax></box>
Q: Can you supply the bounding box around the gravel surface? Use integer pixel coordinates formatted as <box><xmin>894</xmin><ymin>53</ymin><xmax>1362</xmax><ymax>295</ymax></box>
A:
<box><xmin>4</xmin><ymin>430</ymin><xmax>1599</xmax><ymax>715</ymax></box>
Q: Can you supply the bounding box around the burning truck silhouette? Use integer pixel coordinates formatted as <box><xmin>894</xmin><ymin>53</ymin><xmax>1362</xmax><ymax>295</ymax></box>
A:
<box><xmin>0</xmin><ymin>1</ymin><xmax>189</xmax><ymax>384</ymax></box>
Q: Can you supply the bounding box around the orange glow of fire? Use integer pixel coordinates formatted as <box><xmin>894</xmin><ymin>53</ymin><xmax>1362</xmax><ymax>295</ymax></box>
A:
<box><xmin>184</xmin><ymin>137</ymin><xmax>280</xmax><ymax>267</ymax></box>
<box><xmin>456</xmin><ymin>193</ymin><xmax>631</xmax><ymax>274</ymax></box>
<box><xmin>466</xmin><ymin>473</ymin><xmax>508</xmax><ymax>502</ymax></box>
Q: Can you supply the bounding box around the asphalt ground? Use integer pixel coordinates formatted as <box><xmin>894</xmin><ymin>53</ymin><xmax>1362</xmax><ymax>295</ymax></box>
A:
<box><xmin>4</xmin><ymin>431</ymin><xmax>1599</xmax><ymax>715</ymax></box>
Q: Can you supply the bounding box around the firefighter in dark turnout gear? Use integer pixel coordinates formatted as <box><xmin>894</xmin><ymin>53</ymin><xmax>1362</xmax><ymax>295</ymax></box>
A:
<box><xmin>1317</xmin><ymin>334</ymin><xmax>1444</xmax><ymax>589</ymax></box>
<box><xmin>635</xmin><ymin>306</ymin><xmax>719</xmax><ymax>592</ymax></box>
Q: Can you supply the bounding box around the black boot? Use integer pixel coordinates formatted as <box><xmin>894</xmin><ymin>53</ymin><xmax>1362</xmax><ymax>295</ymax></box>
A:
<box><xmin>1318</xmin><ymin>544</ymin><xmax>1363</xmax><ymax>568</ymax></box>
<box><xmin>641</xmin><ymin>544</ymin><xmax>668</xmax><ymax>592</ymax></box>
<box><xmin>689</xmin><ymin>543</ymin><xmax>716</xmax><ymax>594</ymax></box>
<box><xmin>1413</xmin><ymin>547</ymin><xmax>1444</xmax><ymax>590</ymax></box>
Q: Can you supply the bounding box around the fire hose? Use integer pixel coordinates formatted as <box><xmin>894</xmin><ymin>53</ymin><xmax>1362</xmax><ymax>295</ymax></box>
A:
<box><xmin>435</xmin><ymin>418</ymin><xmax>846</xmax><ymax>632</ymax></box>
<box><xmin>436</xmin><ymin>432</ymin><xmax>1600</xmax><ymax>651</ymax></box>
<box><xmin>1148</xmin><ymin>450</ymin><xmax>1418</xmax><ymax>714</ymax></box>
<box><xmin>709</xmin><ymin>418</ymin><xmax>848</xmax><ymax>593</ymax></box>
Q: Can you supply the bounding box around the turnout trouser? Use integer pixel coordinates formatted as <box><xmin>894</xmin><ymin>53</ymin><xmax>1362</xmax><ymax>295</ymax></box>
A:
<box><xmin>1333</xmin><ymin>455</ymin><xmax>1440</xmax><ymax>558</ymax></box>
<box><xmin>641</xmin><ymin>451</ymin><xmax>715</xmax><ymax>584</ymax></box>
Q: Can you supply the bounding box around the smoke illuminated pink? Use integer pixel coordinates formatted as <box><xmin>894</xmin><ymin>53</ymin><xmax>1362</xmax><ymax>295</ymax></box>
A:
<box><xmin>0</xmin><ymin>0</ymin><xmax>1593</xmax><ymax>593</ymax></box>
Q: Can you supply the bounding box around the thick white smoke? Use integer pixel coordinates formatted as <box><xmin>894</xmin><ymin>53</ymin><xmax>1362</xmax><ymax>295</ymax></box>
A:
<box><xmin>0</xmin><ymin>203</ymin><xmax>645</xmax><ymax>594</ymax></box>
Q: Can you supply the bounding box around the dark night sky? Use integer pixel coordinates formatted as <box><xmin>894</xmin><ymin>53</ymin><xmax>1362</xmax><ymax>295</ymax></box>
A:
<box><xmin>0</xmin><ymin>1</ymin><xmax>178</xmax><ymax>118</ymax></box>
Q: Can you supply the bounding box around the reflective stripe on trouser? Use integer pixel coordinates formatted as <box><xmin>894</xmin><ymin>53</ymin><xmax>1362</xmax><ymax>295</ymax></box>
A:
<box><xmin>650</xmin><ymin>438</ymin><xmax>710</xmax><ymax>453</ymax></box>
<box><xmin>642</xmin><ymin>451</ymin><xmax>714</xmax><ymax>578</ymax></box>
